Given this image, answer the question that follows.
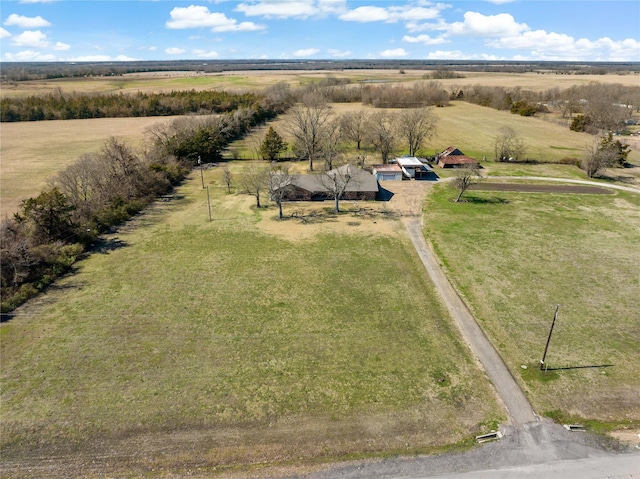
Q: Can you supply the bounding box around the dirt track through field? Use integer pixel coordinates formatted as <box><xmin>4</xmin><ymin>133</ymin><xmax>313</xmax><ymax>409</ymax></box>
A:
<box><xmin>382</xmin><ymin>175</ymin><xmax>640</xmax><ymax>427</ymax></box>
<box><xmin>381</xmin><ymin>180</ymin><xmax>538</xmax><ymax>426</ymax></box>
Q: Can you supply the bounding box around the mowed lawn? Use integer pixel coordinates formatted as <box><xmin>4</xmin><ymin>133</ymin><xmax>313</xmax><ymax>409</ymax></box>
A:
<box><xmin>423</xmin><ymin>184</ymin><xmax>640</xmax><ymax>425</ymax></box>
<box><xmin>0</xmin><ymin>167</ymin><xmax>501</xmax><ymax>475</ymax></box>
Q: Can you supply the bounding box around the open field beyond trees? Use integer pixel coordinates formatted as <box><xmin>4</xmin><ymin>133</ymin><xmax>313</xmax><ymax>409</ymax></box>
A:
<box><xmin>422</xmin><ymin>183</ymin><xmax>640</xmax><ymax>428</ymax></box>
<box><xmin>0</xmin><ymin>164</ymin><xmax>503</xmax><ymax>476</ymax></box>
<box><xmin>2</xmin><ymin>69</ymin><xmax>640</xmax><ymax>99</ymax></box>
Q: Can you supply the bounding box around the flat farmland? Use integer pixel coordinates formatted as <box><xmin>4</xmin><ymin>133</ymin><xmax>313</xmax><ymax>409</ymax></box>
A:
<box><xmin>3</xmin><ymin>70</ymin><xmax>640</xmax><ymax>99</ymax></box>
<box><xmin>0</xmin><ymin>116</ymin><xmax>179</xmax><ymax>215</ymax></box>
<box><xmin>4</xmin><ymin>99</ymin><xmax>639</xmax><ymax>217</ymax></box>
<box><xmin>0</xmin><ymin>164</ymin><xmax>502</xmax><ymax>476</ymax></box>
<box><xmin>422</xmin><ymin>183</ymin><xmax>640</xmax><ymax>426</ymax></box>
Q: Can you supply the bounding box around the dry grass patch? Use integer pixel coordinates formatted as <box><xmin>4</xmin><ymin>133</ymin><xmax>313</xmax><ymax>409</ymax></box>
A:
<box><xmin>0</xmin><ymin>116</ymin><xmax>183</xmax><ymax>216</ymax></box>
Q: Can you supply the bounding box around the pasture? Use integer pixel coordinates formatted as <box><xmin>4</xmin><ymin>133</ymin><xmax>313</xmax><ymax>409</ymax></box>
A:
<box><xmin>0</xmin><ymin>164</ymin><xmax>502</xmax><ymax>475</ymax></box>
<box><xmin>0</xmin><ymin>116</ymin><xmax>180</xmax><ymax>216</ymax></box>
<box><xmin>3</xmin><ymin>69</ymin><xmax>640</xmax><ymax>99</ymax></box>
<box><xmin>422</xmin><ymin>183</ymin><xmax>640</xmax><ymax>427</ymax></box>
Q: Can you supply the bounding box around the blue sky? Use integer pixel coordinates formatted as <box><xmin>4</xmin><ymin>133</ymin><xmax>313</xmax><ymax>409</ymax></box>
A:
<box><xmin>1</xmin><ymin>1</ymin><xmax>639</xmax><ymax>62</ymax></box>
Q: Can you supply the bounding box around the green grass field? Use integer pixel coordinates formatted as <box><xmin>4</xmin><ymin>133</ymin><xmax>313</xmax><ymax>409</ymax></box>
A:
<box><xmin>423</xmin><ymin>184</ymin><xmax>640</xmax><ymax>426</ymax></box>
<box><xmin>0</xmin><ymin>166</ymin><xmax>502</xmax><ymax>474</ymax></box>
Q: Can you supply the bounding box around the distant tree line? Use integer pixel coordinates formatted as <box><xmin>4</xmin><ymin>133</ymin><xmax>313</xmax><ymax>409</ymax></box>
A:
<box><xmin>3</xmin><ymin>60</ymin><xmax>639</xmax><ymax>82</ymax></box>
<box><xmin>0</xmin><ymin>89</ymin><xmax>271</xmax><ymax>122</ymax></box>
<box><xmin>1</xmin><ymin>91</ymin><xmax>282</xmax><ymax>313</ymax></box>
<box><xmin>456</xmin><ymin>82</ymin><xmax>640</xmax><ymax>132</ymax></box>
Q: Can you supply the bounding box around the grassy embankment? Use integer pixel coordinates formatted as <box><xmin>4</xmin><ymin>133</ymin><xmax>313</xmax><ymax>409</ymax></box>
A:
<box><xmin>0</xmin><ymin>163</ymin><xmax>502</xmax><ymax>475</ymax></box>
<box><xmin>423</xmin><ymin>183</ymin><xmax>640</xmax><ymax>430</ymax></box>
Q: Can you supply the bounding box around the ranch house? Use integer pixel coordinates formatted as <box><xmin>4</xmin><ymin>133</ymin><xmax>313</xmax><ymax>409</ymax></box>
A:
<box><xmin>277</xmin><ymin>164</ymin><xmax>379</xmax><ymax>201</ymax></box>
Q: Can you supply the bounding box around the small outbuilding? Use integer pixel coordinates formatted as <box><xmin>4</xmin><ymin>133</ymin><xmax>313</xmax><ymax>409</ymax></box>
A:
<box><xmin>372</xmin><ymin>164</ymin><xmax>403</xmax><ymax>181</ymax></box>
<box><xmin>394</xmin><ymin>156</ymin><xmax>436</xmax><ymax>180</ymax></box>
<box><xmin>437</xmin><ymin>147</ymin><xmax>479</xmax><ymax>168</ymax></box>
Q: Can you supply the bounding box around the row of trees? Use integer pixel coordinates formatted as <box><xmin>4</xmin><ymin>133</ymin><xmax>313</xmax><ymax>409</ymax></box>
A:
<box><xmin>270</xmin><ymin>92</ymin><xmax>438</xmax><ymax>170</ymax></box>
<box><xmin>459</xmin><ymin>82</ymin><xmax>639</xmax><ymax>132</ymax></box>
<box><xmin>0</xmin><ymin>89</ymin><xmax>270</xmax><ymax>122</ymax></box>
<box><xmin>1</xmin><ymin>99</ymin><xmax>279</xmax><ymax>312</ymax></box>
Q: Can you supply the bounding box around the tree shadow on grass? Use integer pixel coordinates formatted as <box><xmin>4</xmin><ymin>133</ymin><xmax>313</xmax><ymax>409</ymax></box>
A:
<box><xmin>546</xmin><ymin>364</ymin><xmax>614</xmax><ymax>371</ymax></box>
<box><xmin>93</xmin><ymin>237</ymin><xmax>129</xmax><ymax>254</ymax></box>
<box><xmin>460</xmin><ymin>196</ymin><xmax>510</xmax><ymax>204</ymax></box>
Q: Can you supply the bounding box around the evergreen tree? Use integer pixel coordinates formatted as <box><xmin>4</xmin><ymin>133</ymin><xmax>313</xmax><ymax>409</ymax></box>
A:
<box><xmin>259</xmin><ymin>126</ymin><xmax>287</xmax><ymax>161</ymax></box>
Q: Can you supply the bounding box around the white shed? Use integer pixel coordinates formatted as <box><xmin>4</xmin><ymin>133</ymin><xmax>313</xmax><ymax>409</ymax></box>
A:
<box><xmin>372</xmin><ymin>164</ymin><xmax>403</xmax><ymax>181</ymax></box>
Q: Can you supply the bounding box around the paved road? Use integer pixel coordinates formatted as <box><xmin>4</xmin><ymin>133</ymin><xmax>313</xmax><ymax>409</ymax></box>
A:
<box><xmin>418</xmin><ymin>453</ymin><xmax>640</xmax><ymax>479</ymax></box>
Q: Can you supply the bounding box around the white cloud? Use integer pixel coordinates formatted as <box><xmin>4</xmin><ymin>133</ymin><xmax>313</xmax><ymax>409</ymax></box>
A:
<box><xmin>402</xmin><ymin>34</ymin><xmax>447</xmax><ymax>45</ymax></box>
<box><xmin>426</xmin><ymin>50</ymin><xmax>502</xmax><ymax>60</ymax></box>
<box><xmin>166</xmin><ymin>5</ymin><xmax>265</xmax><ymax>32</ymax></box>
<box><xmin>4</xmin><ymin>13</ymin><xmax>51</xmax><ymax>28</ymax></box>
<box><xmin>379</xmin><ymin>48</ymin><xmax>408</xmax><ymax>58</ymax></box>
<box><xmin>339</xmin><ymin>6</ymin><xmax>389</xmax><ymax>22</ymax></box>
<box><xmin>215</xmin><ymin>21</ymin><xmax>265</xmax><ymax>32</ymax></box>
<box><xmin>293</xmin><ymin>48</ymin><xmax>320</xmax><ymax>57</ymax></box>
<box><xmin>165</xmin><ymin>47</ymin><xmax>186</xmax><ymax>55</ymax></box>
<box><xmin>4</xmin><ymin>50</ymin><xmax>56</xmax><ymax>61</ymax></box>
<box><xmin>192</xmin><ymin>49</ymin><xmax>219</xmax><ymax>58</ymax></box>
<box><xmin>69</xmin><ymin>55</ymin><xmax>112</xmax><ymax>61</ymax></box>
<box><xmin>0</xmin><ymin>27</ymin><xmax>11</xmax><ymax>38</ymax></box>
<box><xmin>485</xmin><ymin>27</ymin><xmax>640</xmax><ymax>61</ymax></box>
<box><xmin>448</xmin><ymin>12</ymin><xmax>528</xmax><ymax>37</ymax></box>
<box><xmin>328</xmin><ymin>48</ymin><xmax>351</xmax><ymax>58</ymax></box>
<box><xmin>485</xmin><ymin>0</ymin><xmax>515</xmax><ymax>4</ymax></box>
<box><xmin>114</xmin><ymin>55</ymin><xmax>138</xmax><ymax>61</ymax></box>
<box><xmin>236</xmin><ymin>0</ymin><xmax>318</xmax><ymax>19</ymax></box>
<box><xmin>317</xmin><ymin>0</ymin><xmax>347</xmax><ymax>15</ymax></box>
<box><xmin>11</xmin><ymin>30</ymin><xmax>49</xmax><ymax>48</ymax></box>
<box><xmin>53</xmin><ymin>41</ymin><xmax>70</xmax><ymax>51</ymax></box>
<box><xmin>339</xmin><ymin>4</ymin><xmax>444</xmax><ymax>23</ymax></box>
<box><xmin>19</xmin><ymin>0</ymin><xmax>54</xmax><ymax>3</ymax></box>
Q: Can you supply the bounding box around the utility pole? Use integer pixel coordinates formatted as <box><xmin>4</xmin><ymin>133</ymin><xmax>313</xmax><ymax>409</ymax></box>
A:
<box><xmin>198</xmin><ymin>156</ymin><xmax>205</xmax><ymax>189</ymax></box>
<box><xmin>540</xmin><ymin>305</ymin><xmax>560</xmax><ymax>371</ymax></box>
<box><xmin>206</xmin><ymin>185</ymin><xmax>212</xmax><ymax>221</ymax></box>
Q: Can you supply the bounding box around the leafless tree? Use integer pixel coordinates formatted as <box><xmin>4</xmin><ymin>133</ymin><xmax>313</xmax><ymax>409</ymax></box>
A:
<box><xmin>581</xmin><ymin>136</ymin><xmax>618</xmax><ymax>178</ymax></box>
<box><xmin>494</xmin><ymin>126</ymin><xmax>526</xmax><ymax>161</ymax></box>
<box><xmin>319</xmin><ymin>163</ymin><xmax>357</xmax><ymax>213</ymax></box>
<box><xmin>0</xmin><ymin>218</ymin><xmax>36</xmax><ymax>287</ymax></box>
<box><xmin>397</xmin><ymin>107</ymin><xmax>437</xmax><ymax>156</ymax></box>
<box><xmin>581</xmin><ymin>83</ymin><xmax>628</xmax><ymax>131</ymax></box>
<box><xmin>222</xmin><ymin>166</ymin><xmax>233</xmax><ymax>194</ymax></box>
<box><xmin>287</xmin><ymin>91</ymin><xmax>333</xmax><ymax>171</ymax></box>
<box><xmin>367</xmin><ymin>111</ymin><xmax>397</xmax><ymax>164</ymax></box>
<box><xmin>320</xmin><ymin>117</ymin><xmax>344</xmax><ymax>171</ymax></box>
<box><xmin>268</xmin><ymin>166</ymin><xmax>294</xmax><ymax>219</ymax></box>
<box><xmin>340</xmin><ymin>110</ymin><xmax>369</xmax><ymax>150</ymax></box>
<box><xmin>239</xmin><ymin>166</ymin><xmax>268</xmax><ymax>208</ymax></box>
<box><xmin>451</xmin><ymin>164</ymin><xmax>483</xmax><ymax>203</ymax></box>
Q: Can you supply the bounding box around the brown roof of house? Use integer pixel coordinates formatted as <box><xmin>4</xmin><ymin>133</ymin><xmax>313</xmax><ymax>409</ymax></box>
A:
<box><xmin>438</xmin><ymin>146</ymin><xmax>478</xmax><ymax>165</ymax></box>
